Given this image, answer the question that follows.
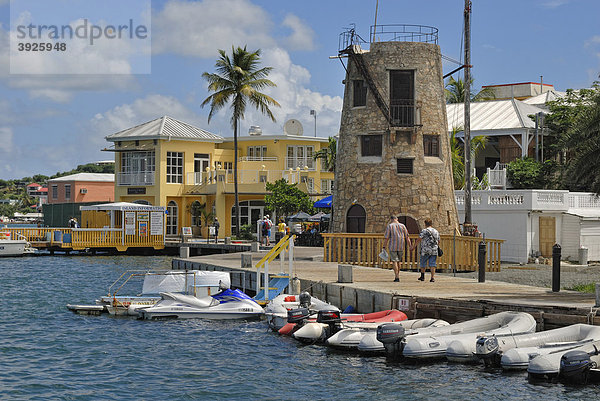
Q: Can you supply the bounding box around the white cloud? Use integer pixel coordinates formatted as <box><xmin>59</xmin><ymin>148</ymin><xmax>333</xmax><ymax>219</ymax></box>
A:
<box><xmin>0</xmin><ymin>15</ymin><xmax>143</xmax><ymax>102</ymax></box>
<box><xmin>541</xmin><ymin>0</ymin><xmax>570</xmax><ymax>8</ymax></box>
<box><xmin>233</xmin><ymin>47</ymin><xmax>342</xmax><ymax>138</ymax></box>
<box><xmin>152</xmin><ymin>0</ymin><xmax>275</xmax><ymax>57</ymax></box>
<box><xmin>281</xmin><ymin>14</ymin><xmax>316</xmax><ymax>51</ymax></box>
<box><xmin>153</xmin><ymin>0</ymin><xmax>316</xmax><ymax>57</ymax></box>
<box><xmin>585</xmin><ymin>35</ymin><xmax>600</xmax><ymax>47</ymax></box>
<box><xmin>91</xmin><ymin>94</ymin><xmax>205</xmax><ymax>136</ymax></box>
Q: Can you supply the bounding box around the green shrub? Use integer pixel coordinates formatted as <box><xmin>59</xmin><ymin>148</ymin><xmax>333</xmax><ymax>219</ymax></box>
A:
<box><xmin>507</xmin><ymin>157</ymin><xmax>543</xmax><ymax>189</ymax></box>
<box><xmin>235</xmin><ymin>224</ymin><xmax>256</xmax><ymax>241</ymax></box>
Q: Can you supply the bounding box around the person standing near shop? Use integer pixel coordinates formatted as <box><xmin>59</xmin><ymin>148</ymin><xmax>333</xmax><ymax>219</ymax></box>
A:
<box><xmin>412</xmin><ymin>218</ymin><xmax>440</xmax><ymax>282</ymax></box>
<box><xmin>276</xmin><ymin>218</ymin><xmax>286</xmax><ymax>243</ymax></box>
<box><xmin>382</xmin><ymin>215</ymin><xmax>412</xmax><ymax>282</ymax></box>
<box><xmin>213</xmin><ymin>217</ymin><xmax>220</xmax><ymax>243</ymax></box>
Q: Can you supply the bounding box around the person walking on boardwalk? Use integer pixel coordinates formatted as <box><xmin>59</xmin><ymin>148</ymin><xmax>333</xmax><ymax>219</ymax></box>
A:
<box><xmin>412</xmin><ymin>218</ymin><xmax>440</xmax><ymax>282</ymax></box>
<box><xmin>382</xmin><ymin>215</ymin><xmax>412</xmax><ymax>282</ymax></box>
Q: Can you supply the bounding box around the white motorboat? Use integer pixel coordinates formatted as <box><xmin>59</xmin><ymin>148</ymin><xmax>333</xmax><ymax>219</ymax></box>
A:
<box><xmin>444</xmin><ymin>313</ymin><xmax>537</xmax><ymax>362</ymax></box>
<box><xmin>264</xmin><ymin>292</ymin><xmax>339</xmax><ymax>331</ymax></box>
<box><xmin>67</xmin><ymin>270</ymin><xmax>231</xmax><ymax>316</ymax></box>
<box><xmin>377</xmin><ymin>311</ymin><xmax>536</xmax><ymax>361</ymax></box>
<box><xmin>292</xmin><ymin>309</ymin><xmax>408</xmax><ymax>343</ymax></box>
<box><xmin>325</xmin><ymin>319</ymin><xmax>449</xmax><ymax>352</ymax></box>
<box><xmin>527</xmin><ymin>339</ymin><xmax>600</xmax><ymax>383</ymax></box>
<box><xmin>0</xmin><ymin>238</ymin><xmax>35</xmax><ymax>256</ymax></box>
<box><xmin>474</xmin><ymin>324</ymin><xmax>600</xmax><ymax>368</ymax></box>
<box><xmin>100</xmin><ymin>270</ymin><xmax>231</xmax><ymax>316</ymax></box>
<box><xmin>138</xmin><ymin>289</ymin><xmax>264</xmax><ymax>320</ymax></box>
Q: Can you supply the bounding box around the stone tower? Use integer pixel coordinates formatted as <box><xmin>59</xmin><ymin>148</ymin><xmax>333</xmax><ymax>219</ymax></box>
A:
<box><xmin>332</xmin><ymin>26</ymin><xmax>460</xmax><ymax>235</ymax></box>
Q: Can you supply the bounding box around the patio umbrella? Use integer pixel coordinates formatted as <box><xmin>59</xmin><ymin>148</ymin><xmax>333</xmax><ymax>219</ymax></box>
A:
<box><xmin>313</xmin><ymin>195</ymin><xmax>332</xmax><ymax>208</ymax></box>
<box><xmin>309</xmin><ymin>212</ymin><xmax>326</xmax><ymax>222</ymax></box>
<box><xmin>288</xmin><ymin>212</ymin><xmax>312</xmax><ymax>221</ymax></box>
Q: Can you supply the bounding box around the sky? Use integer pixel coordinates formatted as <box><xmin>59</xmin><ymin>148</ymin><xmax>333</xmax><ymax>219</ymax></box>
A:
<box><xmin>0</xmin><ymin>0</ymin><xmax>599</xmax><ymax>179</ymax></box>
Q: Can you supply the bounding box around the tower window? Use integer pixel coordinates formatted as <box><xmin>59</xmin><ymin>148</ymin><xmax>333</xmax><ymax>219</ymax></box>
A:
<box><xmin>353</xmin><ymin>80</ymin><xmax>367</xmax><ymax>107</ymax></box>
<box><xmin>424</xmin><ymin>135</ymin><xmax>440</xmax><ymax>157</ymax></box>
<box><xmin>397</xmin><ymin>158</ymin><xmax>414</xmax><ymax>174</ymax></box>
<box><xmin>361</xmin><ymin>135</ymin><xmax>382</xmax><ymax>157</ymax></box>
<box><xmin>390</xmin><ymin>70</ymin><xmax>415</xmax><ymax>126</ymax></box>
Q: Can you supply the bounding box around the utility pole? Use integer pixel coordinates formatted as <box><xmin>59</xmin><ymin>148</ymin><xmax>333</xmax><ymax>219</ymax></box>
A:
<box><xmin>463</xmin><ymin>0</ymin><xmax>472</xmax><ymax>230</ymax></box>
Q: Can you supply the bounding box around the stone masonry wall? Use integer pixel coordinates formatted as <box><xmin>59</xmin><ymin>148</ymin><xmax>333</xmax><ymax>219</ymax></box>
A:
<box><xmin>333</xmin><ymin>41</ymin><xmax>460</xmax><ymax>234</ymax></box>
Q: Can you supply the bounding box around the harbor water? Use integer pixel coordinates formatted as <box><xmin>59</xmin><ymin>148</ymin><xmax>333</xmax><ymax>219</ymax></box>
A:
<box><xmin>2</xmin><ymin>255</ymin><xmax>600</xmax><ymax>400</ymax></box>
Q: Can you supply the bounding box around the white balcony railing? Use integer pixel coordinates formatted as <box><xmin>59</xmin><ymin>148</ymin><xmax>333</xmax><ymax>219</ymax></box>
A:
<box><xmin>187</xmin><ymin>169</ymin><xmax>307</xmax><ymax>186</ymax></box>
<box><xmin>285</xmin><ymin>157</ymin><xmax>315</xmax><ymax>170</ymax></box>
<box><xmin>117</xmin><ymin>171</ymin><xmax>155</xmax><ymax>186</ymax></box>
<box><xmin>239</xmin><ymin>156</ymin><xmax>279</xmax><ymax>162</ymax></box>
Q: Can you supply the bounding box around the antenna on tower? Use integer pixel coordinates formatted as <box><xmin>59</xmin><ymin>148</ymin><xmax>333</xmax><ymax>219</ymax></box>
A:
<box><xmin>372</xmin><ymin>0</ymin><xmax>379</xmax><ymax>43</ymax></box>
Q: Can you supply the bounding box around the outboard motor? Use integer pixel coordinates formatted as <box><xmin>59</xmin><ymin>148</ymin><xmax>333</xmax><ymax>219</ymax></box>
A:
<box><xmin>377</xmin><ymin>323</ymin><xmax>406</xmax><ymax>359</ymax></box>
<box><xmin>559</xmin><ymin>350</ymin><xmax>596</xmax><ymax>384</ymax></box>
<box><xmin>475</xmin><ymin>336</ymin><xmax>500</xmax><ymax>367</ymax></box>
<box><xmin>287</xmin><ymin>308</ymin><xmax>310</xmax><ymax>325</ymax></box>
<box><xmin>316</xmin><ymin>310</ymin><xmax>343</xmax><ymax>339</ymax></box>
<box><xmin>298</xmin><ymin>292</ymin><xmax>311</xmax><ymax>309</ymax></box>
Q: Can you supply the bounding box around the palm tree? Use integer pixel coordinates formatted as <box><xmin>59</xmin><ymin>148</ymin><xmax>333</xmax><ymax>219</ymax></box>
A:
<box><xmin>449</xmin><ymin>125</ymin><xmax>488</xmax><ymax>189</ymax></box>
<box><xmin>450</xmin><ymin>127</ymin><xmax>465</xmax><ymax>189</ymax></box>
<box><xmin>201</xmin><ymin>46</ymin><xmax>280</xmax><ymax>235</ymax></box>
<box><xmin>445</xmin><ymin>76</ymin><xmax>496</xmax><ymax>104</ymax></box>
<box><xmin>313</xmin><ymin>136</ymin><xmax>337</xmax><ymax>172</ymax></box>
<box><xmin>562</xmin><ymin>83</ymin><xmax>600</xmax><ymax>193</ymax></box>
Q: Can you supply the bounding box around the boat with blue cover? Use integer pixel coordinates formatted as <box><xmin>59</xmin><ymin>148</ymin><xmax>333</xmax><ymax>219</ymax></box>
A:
<box><xmin>138</xmin><ymin>288</ymin><xmax>264</xmax><ymax>320</ymax></box>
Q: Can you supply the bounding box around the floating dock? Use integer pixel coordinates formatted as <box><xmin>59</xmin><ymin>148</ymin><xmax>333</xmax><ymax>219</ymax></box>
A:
<box><xmin>173</xmin><ymin>247</ymin><xmax>599</xmax><ymax>330</ymax></box>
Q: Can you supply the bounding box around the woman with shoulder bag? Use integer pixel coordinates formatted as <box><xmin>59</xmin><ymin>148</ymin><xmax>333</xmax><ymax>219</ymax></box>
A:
<box><xmin>411</xmin><ymin>217</ymin><xmax>441</xmax><ymax>282</ymax></box>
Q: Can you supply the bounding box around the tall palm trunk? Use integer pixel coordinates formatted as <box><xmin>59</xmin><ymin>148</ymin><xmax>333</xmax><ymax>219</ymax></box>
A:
<box><xmin>233</xmin><ymin>118</ymin><xmax>240</xmax><ymax>236</ymax></box>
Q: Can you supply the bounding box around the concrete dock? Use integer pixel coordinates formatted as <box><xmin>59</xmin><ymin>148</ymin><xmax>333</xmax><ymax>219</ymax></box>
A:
<box><xmin>173</xmin><ymin>246</ymin><xmax>600</xmax><ymax>329</ymax></box>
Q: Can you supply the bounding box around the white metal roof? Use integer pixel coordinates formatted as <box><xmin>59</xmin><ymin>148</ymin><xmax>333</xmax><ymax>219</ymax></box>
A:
<box><xmin>446</xmin><ymin>98</ymin><xmax>546</xmax><ymax>136</ymax></box>
<box><xmin>105</xmin><ymin>116</ymin><xmax>224</xmax><ymax>143</ymax></box>
<box><xmin>522</xmin><ymin>90</ymin><xmax>566</xmax><ymax>106</ymax></box>
<box><xmin>226</xmin><ymin>134</ymin><xmax>330</xmax><ymax>143</ymax></box>
<box><xmin>48</xmin><ymin>173</ymin><xmax>114</xmax><ymax>182</ymax></box>
<box><xmin>566</xmin><ymin>209</ymin><xmax>600</xmax><ymax>219</ymax></box>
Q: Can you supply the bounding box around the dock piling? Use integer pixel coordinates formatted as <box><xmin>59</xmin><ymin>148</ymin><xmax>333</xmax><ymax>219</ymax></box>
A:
<box><xmin>477</xmin><ymin>241</ymin><xmax>486</xmax><ymax>283</ymax></box>
<box><xmin>552</xmin><ymin>243</ymin><xmax>561</xmax><ymax>292</ymax></box>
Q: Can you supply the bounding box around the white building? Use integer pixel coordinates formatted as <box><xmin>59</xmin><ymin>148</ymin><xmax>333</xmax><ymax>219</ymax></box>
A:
<box><xmin>456</xmin><ymin>190</ymin><xmax>600</xmax><ymax>263</ymax></box>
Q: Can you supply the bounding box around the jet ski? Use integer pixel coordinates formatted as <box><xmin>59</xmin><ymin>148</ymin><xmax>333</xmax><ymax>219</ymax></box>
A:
<box><xmin>138</xmin><ymin>288</ymin><xmax>264</xmax><ymax>320</ymax></box>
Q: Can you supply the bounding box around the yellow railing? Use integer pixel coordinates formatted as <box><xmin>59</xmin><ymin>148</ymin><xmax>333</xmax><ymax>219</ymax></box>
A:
<box><xmin>255</xmin><ymin>234</ymin><xmax>294</xmax><ymax>269</ymax></box>
<box><xmin>1</xmin><ymin>227</ymin><xmax>164</xmax><ymax>251</ymax></box>
<box><xmin>322</xmin><ymin>233</ymin><xmax>503</xmax><ymax>272</ymax></box>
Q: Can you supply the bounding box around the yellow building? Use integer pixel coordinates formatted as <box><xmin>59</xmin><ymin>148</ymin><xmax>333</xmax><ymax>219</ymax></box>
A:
<box><xmin>104</xmin><ymin>116</ymin><xmax>334</xmax><ymax>238</ymax></box>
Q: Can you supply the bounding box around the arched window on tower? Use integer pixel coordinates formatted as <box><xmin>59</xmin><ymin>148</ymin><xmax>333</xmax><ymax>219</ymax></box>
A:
<box><xmin>346</xmin><ymin>204</ymin><xmax>366</xmax><ymax>233</ymax></box>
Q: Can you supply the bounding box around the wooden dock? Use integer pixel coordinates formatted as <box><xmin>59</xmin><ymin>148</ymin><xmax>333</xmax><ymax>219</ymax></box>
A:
<box><xmin>3</xmin><ymin>227</ymin><xmax>164</xmax><ymax>253</ymax></box>
<box><xmin>173</xmin><ymin>246</ymin><xmax>599</xmax><ymax>330</ymax></box>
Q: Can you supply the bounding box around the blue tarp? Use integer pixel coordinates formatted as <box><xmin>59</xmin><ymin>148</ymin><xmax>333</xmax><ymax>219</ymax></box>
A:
<box><xmin>313</xmin><ymin>195</ymin><xmax>332</xmax><ymax>208</ymax></box>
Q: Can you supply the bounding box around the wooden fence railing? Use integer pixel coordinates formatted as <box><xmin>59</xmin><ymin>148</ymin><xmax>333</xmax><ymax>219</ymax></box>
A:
<box><xmin>322</xmin><ymin>233</ymin><xmax>503</xmax><ymax>272</ymax></box>
<box><xmin>1</xmin><ymin>227</ymin><xmax>164</xmax><ymax>251</ymax></box>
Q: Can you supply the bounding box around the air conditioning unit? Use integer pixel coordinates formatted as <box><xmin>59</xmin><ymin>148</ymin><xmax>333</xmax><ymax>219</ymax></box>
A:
<box><xmin>80</xmin><ymin>188</ymin><xmax>88</xmax><ymax>194</ymax></box>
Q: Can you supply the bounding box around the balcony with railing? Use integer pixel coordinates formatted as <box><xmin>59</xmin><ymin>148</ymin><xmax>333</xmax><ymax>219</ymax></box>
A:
<box><xmin>390</xmin><ymin>102</ymin><xmax>421</xmax><ymax>128</ymax></box>
<box><xmin>285</xmin><ymin>157</ymin><xmax>315</xmax><ymax>171</ymax></box>
<box><xmin>117</xmin><ymin>171</ymin><xmax>155</xmax><ymax>186</ymax></box>
<box><xmin>187</xmin><ymin>169</ymin><xmax>307</xmax><ymax>187</ymax></box>
<box><xmin>239</xmin><ymin>156</ymin><xmax>279</xmax><ymax>162</ymax></box>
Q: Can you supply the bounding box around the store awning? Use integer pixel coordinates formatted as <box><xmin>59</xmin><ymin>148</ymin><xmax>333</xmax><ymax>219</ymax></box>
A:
<box><xmin>313</xmin><ymin>195</ymin><xmax>332</xmax><ymax>208</ymax></box>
